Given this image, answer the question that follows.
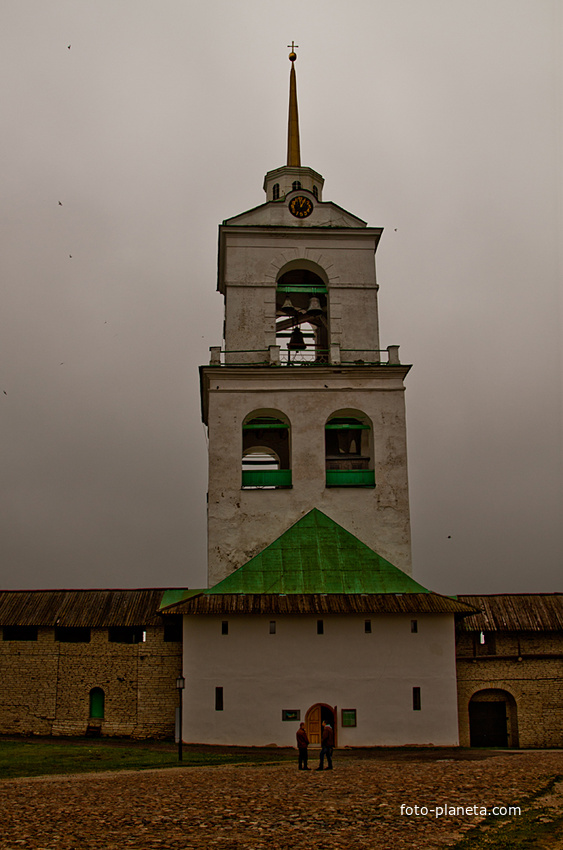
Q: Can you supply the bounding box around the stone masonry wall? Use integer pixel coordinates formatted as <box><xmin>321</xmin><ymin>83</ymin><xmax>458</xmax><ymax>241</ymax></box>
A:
<box><xmin>0</xmin><ymin>626</ymin><xmax>181</xmax><ymax>738</ymax></box>
<box><xmin>456</xmin><ymin>631</ymin><xmax>563</xmax><ymax>748</ymax></box>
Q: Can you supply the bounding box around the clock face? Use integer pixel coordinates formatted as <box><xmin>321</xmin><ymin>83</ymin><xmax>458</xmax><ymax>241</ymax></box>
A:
<box><xmin>288</xmin><ymin>195</ymin><xmax>313</xmax><ymax>218</ymax></box>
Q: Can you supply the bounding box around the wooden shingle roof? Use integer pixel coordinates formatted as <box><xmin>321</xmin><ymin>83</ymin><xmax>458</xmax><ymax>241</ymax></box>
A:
<box><xmin>0</xmin><ymin>589</ymin><xmax>185</xmax><ymax>627</ymax></box>
<box><xmin>457</xmin><ymin>594</ymin><xmax>563</xmax><ymax>632</ymax></box>
<box><xmin>164</xmin><ymin>592</ymin><xmax>475</xmax><ymax>616</ymax></box>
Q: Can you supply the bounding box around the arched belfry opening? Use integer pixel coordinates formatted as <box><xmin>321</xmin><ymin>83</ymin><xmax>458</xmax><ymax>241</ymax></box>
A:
<box><xmin>276</xmin><ymin>268</ymin><xmax>328</xmax><ymax>364</ymax></box>
<box><xmin>242</xmin><ymin>411</ymin><xmax>292</xmax><ymax>489</ymax></box>
<box><xmin>325</xmin><ymin>410</ymin><xmax>375</xmax><ymax>488</ymax></box>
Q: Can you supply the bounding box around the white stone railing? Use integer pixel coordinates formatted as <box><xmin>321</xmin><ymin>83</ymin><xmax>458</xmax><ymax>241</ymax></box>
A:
<box><xmin>209</xmin><ymin>344</ymin><xmax>401</xmax><ymax>366</ymax></box>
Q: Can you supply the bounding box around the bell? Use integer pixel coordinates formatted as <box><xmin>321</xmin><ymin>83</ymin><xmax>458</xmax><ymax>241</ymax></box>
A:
<box><xmin>306</xmin><ymin>296</ymin><xmax>323</xmax><ymax>316</ymax></box>
<box><xmin>281</xmin><ymin>296</ymin><xmax>297</xmax><ymax>316</ymax></box>
<box><xmin>287</xmin><ymin>327</ymin><xmax>307</xmax><ymax>350</ymax></box>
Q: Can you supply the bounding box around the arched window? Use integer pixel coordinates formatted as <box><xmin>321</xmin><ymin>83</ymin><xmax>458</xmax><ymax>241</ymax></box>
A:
<box><xmin>242</xmin><ymin>414</ymin><xmax>291</xmax><ymax>488</ymax></box>
<box><xmin>312</xmin><ymin>185</ymin><xmax>318</xmax><ymax>199</ymax></box>
<box><xmin>89</xmin><ymin>687</ymin><xmax>105</xmax><ymax>719</ymax></box>
<box><xmin>276</xmin><ymin>268</ymin><xmax>328</xmax><ymax>364</ymax></box>
<box><xmin>272</xmin><ymin>183</ymin><xmax>280</xmax><ymax>200</ymax></box>
<box><xmin>325</xmin><ymin>413</ymin><xmax>375</xmax><ymax>487</ymax></box>
<box><xmin>292</xmin><ymin>180</ymin><xmax>301</xmax><ymax>191</ymax></box>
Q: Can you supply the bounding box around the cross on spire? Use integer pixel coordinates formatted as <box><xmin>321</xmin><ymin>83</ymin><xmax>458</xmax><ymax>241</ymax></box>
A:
<box><xmin>288</xmin><ymin>41</ymin><xmax>298</xmax><ymax>61</ymax></box>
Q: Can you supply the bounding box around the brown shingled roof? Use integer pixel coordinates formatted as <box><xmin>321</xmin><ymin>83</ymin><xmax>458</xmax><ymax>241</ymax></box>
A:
<box><xmin>0</xmin><ymin>589</ymin><xmax>174</xmax><ymax>627</ymax></box>
<box><xmin>457</xmin><ymin>594</ymin><xmax>563</xmax><ymax>632</ymax></box>
<box><xmin>165</xmin><ymin>592</ymin><xmax>476</xmax><ymax>616</ymax></box>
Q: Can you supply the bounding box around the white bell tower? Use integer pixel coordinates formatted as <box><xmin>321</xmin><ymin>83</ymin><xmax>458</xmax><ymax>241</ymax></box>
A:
<box><xmin>201</xmin><ymin>48</ymin><xmax>412</xmax><ymax>585</ymax></box>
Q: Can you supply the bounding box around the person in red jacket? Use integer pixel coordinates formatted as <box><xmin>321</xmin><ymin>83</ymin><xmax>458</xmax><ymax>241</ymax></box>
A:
<box><xmin>316</xmin><ymin>721</ymin><xmax>334</xmax><ymax>770</ymax></box>
<box><xmin>296</xmin><ymin>721</ymin><xmax>310</xmax><ymax>770</ymax></box>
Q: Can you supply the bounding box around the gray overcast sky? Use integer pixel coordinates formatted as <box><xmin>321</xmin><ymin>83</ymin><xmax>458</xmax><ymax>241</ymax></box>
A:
<box><xmin>1</xmin><ymin>1</ymin><xmax>561</xmax><ymax>594</ymax></box>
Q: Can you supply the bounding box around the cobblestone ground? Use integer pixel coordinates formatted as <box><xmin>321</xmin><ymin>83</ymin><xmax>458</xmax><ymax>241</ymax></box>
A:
<box><xmin>1</xmin><ymin>751</ymin><xmax>562</xmax><ymax>849</ymax></box>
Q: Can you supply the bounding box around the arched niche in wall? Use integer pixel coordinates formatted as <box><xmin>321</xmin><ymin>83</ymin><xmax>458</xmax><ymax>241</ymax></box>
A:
<box><xmin>242</xmin><ymin>410</ymin><xmax>292</xmax><ymax>489</ymax></box>
<box><xmin>325</xmin><ymin>409</ymin><xmax>375</xmax><ymax>488</ymax></box>
<box><xmin>89</xmin><ymin>687</ymin><xmax>105</xmax><ymax>720</ymax></box>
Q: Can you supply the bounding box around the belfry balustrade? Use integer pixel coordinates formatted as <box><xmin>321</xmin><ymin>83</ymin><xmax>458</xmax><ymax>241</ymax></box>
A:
<box><xmin>209</xmin><ymin>344</ymin><xmax>400</xmax><ymax>367</ymax></box>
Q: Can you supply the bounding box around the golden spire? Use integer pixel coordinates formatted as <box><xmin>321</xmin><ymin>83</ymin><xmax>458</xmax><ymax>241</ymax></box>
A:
<box><xmin>286</xmin><ymin>42</ymin><xmax>301</xmax><ymax>167</ymax></box>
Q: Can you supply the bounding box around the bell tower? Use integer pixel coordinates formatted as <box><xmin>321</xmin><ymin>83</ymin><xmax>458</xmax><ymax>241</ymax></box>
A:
<box><xmin>201</xmin><ymin>48</ymin><xmax>412</xmax><ymax>586</ymax></box>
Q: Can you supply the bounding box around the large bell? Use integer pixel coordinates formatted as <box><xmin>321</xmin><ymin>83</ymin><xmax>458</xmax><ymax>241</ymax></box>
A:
<box><xmin>306</xmin><ymin>296</ymin><xmax>323</xmax><ymax>316</ymax></box>
<box><xmin>281</xmin><ymin>296</ymin><xmax>297</xmax><ymax>316</ymax></box>
<box><xmin>287</xmin><ymin>327</ymin><xmax>307</xmax><ymax>350</ymax></box>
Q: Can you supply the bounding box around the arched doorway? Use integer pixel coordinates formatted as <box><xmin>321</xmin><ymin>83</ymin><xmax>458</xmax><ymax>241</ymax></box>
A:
<box><xmin>469</xmin><ymin>689</ymin><xmax>519</xmax><ymax>747</ymax></box>
<box><xmin>305</xmin><ymin>703</ymin><xmax>337</xmax><ymax>746</ymax></box>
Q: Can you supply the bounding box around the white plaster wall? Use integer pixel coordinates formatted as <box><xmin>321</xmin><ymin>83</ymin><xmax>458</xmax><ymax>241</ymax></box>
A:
<box><xmin>220</xmin><ymin>229</ymin><xmax>382</xmax><ymax>355</ymax></box>
<box><xmin>182</xmin><ymin>614</ymin><xmax>460</xmax><ymax>747</ymax></box>
<box><xmin>205</xmin><ymin>367</ymin><xmax>412</xmax><ymax>584</ymax></box>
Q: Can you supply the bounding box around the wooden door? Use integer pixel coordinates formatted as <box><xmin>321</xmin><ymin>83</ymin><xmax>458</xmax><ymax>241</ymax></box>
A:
<box><xmin>307</xmin><ymin>705</ymin><xmax>322</xmax><ymax>744</ymax></box>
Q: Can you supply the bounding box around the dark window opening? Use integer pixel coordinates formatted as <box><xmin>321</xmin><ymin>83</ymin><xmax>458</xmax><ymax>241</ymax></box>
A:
<box><xmin>55</xmin><ymin>626</ymin><xmax>91</xmax><ymax>643</ymax></box>
<box><xmin>269</xmin><ymin>620</ymin><xmax>276</xmax><ymax>634</ymax></box>
<box><xmin>411</xmin><ymin>620</ymin><xmax>418</xmax><ymax>633</ymax></box>
<box><xmin>413</xmin><ymin>687</ymin><xmax>421</xmax><ymax>711</ymax></box>
<box><xmin>108</xmin><ymin>626</ymin><xmax>145</xmax><ymax>644</ymax></box>
<box><xmin>325</xmin><ymin>415</ymin><xmax>375</xmax><ymax>487</ymax></box>
<box><xmin>272</xmin><ymin>183</ymin><xmax>280</xmax><ymax>200</ymax></box>
<box><xmin>3</xmin><ymin>626</ymin><xmax>38</xmax><ymax>641</ymax></box>
<box><xmin>292</xmin><ymin>180</ymin><xmax>301</xmax><ymax>190</ymax></box>
<box><xmin>312</xmin><ymin>185</ymin><xmax>318</xmax><ymax>199</ymax></box>
<box><xmin>215</xmin><ymin>686</ymin><xmax>224</xmax><ymax>711</ymax></box>
<box><xmin>221</xmin><ymin>621</ymin><xmax>229</xmax><ymax>635</ymax></box>
<box><xmin>163</xmin><ymin>617</ymin><xmax>183</xmax><ymax>642</ymax></box>
<box><xmin>364</xmin><ymin>619</ymin><xmax>372</xmax><ymax>634</ymax></box>
<box><xmin>317</xmin><ymin>619</ymin><xmax>324</xmax><ymax>635</ymax></box>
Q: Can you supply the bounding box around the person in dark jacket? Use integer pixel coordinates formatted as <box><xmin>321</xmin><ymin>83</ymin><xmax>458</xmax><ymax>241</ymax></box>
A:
<box><xmin>316</xmin><ymin>721</ymin><xmax>334</xmax><ymax>770</ymax></box>
<box><xmin>296</xmin><ymin>721</ymin><xmax>310</xmax><ymax>770</ymax></box>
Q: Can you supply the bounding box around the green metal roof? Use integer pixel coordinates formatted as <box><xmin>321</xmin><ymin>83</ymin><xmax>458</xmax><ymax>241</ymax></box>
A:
<box><xmin>207</xmin><ymin>509</ymin><xmax>430</xmax><ymax>595</ymax></box>
<box><xmin>159</xmin><ymin>588</ymin><xmax>204</xmax><ymax>611</ymax></box>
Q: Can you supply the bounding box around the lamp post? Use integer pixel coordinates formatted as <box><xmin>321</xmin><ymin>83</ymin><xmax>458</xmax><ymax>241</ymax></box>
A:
<box><xmin>176</xmin><ymin>675</ymin><xmax>185</xmax><ymax>761</ymax></box>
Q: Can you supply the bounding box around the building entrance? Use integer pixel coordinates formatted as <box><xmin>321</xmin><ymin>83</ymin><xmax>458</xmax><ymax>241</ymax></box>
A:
<box><xmin>305</xmin><ymin>703</ymin><xmax>336</xmax><ymax>745</ymax></box>
<box><xmin>469</xmin><ymin>689</ymin><xmax>518</xmax><ymax>747</ymax></box>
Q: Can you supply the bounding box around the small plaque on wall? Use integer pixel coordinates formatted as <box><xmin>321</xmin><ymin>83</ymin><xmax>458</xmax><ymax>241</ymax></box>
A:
<box><xmin>282</xmin><ymin>710</ymin><xmax>300</xmax><ymax>722</ymax></box>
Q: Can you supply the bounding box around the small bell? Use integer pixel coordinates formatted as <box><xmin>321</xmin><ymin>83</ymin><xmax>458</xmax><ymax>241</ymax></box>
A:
<box><xmin>306</xmin><ymin>296</ymin><xmax>323</xmax><ymax>316</ymax></box>
<box><xmin>287</xmin><ymin>327</ymin><xmax>307</xmax><ymax>350</ymax></box>
<box><xmin>281</xmin><ymin>296</ymin><xmax>297</xmax><ymax>316</ymax></box>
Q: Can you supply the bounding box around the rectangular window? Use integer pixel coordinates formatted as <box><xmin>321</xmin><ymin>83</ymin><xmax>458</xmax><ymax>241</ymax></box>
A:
<box><xmin>163</xmin><ymin>619</ymin><xmax>183</xmax><ymax>642</ymax></box>
<box><xmin>269</xmin><ymin>621</ymin><xmax>276</xmax><ymax>634</ymax></box>
<box><xmin>215</xmin><ymin>687</ymin><xmax>224</xmax><ymax>711</ymax></box>
<box><xmin>282</xmin><ymin>709</ymin><xmax>300</xmax><ymax>721</ymax></box>
<box><xmin>3</xmin><ymin>626</ymin><xmax>38</xmax><ymax>641</ymax></box>
<box><xmin>221</xmin><ymin>621</ymin><xmax>229</xmax><ymax>635</ymax></box>
<box><xmin>108</xmin><ymin>626</ymin><xmax>144</xmax><ymax>644</ymax></box>
<box><xmin>317</xmin><ymin>619</ymin><xmax>324</xmax><ymax>635</ymax></box>
<box><xmin>411</xmin><ymin>619</ymin><xmax>418</xmax><ymax>633</ymax></box>
<box><xmin>364</xmin><ymin>619</ymin><xmax>372</xmax><ymax>634</ymax></box>
<box><xmin>413</xmin><ymin>687</ymin><xmax>421</xmax><ymax>711</ymax></box>
<box><xmin>55</xmin><ymin>626</ymin><xmax>91</xmax><ymax>643</ymax></box>
<box><xmin>341</xmin><ymin>709</ymin><xmax>357</xmax><ymax>727</ymax></box>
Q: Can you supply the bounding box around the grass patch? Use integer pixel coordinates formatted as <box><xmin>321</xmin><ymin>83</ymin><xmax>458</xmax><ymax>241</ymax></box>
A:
<box><xmin>0</xmin><ymin>739</ymin><xmax>294</xmax><ymax>779</ymax></box>
<box><xmin>452</xmin><ymin>775</ymin><xmax>563</xmax><ymax>850</ymax></box>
